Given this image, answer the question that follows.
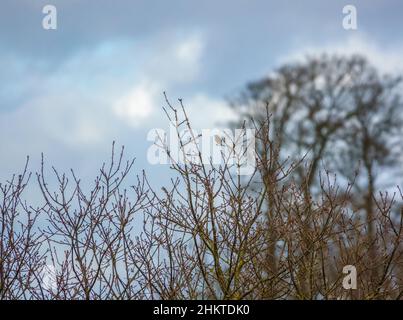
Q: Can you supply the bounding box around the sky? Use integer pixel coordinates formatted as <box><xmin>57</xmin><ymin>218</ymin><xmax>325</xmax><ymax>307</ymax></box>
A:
<box><xmin>1</xmin><ymin>0</ymin><xmax>403</xmax><ymax>193</ymax></box>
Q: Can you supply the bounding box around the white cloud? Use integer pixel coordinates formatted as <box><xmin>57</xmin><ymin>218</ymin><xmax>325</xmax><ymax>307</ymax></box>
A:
<box><xmin>113</xmin><ymin>82</ymin><xmax>157</xmax><ymax>127</ymax></box>
<box><xmin>176</xmin><ymin>36</ymin><xmax>204</xmax><ymax>67</ymax></box>
<box><xmin>145</xmin><ymin>33</ymin><xmax>205</xmax><ymax>84</ymax></box>
<box><xmin>185</xmin><ymin>93</ymin><xmax>238</xmax><ymax>129</ymax></box>
<box><xmin>0</xmin><ymin>31</ymin><xmax>210</xmax><ymax>153</ymax></box>
<box><xmin>0</xmin><ymin>28</ymin><xmax>237</xmax><ymax>188</ymax></box>
<box><xmin>111</xmin><ymin>33</ymin><xmax>207</xmax><ymax>128</ymax></box>
<box><xmin>280</xmin><ymin>33</ymin><xmax>403</xmax><ymax>75</ymax></box>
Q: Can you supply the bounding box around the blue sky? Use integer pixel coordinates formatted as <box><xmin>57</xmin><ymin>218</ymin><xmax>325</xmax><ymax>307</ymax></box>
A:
<box><xmin>1</xmin><ymin>0</ymin><xmax>403</xmax><ymax>190</ymax></box>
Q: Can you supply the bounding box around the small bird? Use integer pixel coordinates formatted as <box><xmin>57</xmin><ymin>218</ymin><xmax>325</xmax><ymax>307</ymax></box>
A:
<box><xmin>214</xmin><ymin>135</ymin><xmax>225</xmax><ymax>146</ymax></box>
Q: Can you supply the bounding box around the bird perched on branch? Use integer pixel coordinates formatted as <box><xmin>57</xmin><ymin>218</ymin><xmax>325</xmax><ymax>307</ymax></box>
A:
<box><xmin>214</xmin><ymin>135</ymin><xmax>226</xmax><ymax>146</ymax></box>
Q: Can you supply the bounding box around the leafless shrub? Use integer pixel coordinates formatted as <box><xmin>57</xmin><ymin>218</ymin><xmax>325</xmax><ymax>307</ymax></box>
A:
<box><xmin>0</xmin><ymin>94</ymin><xmax>402</xmax><ymax>300</ymax></box>
<box><xmin>0</xmin><ymin>158</ymin><xmax>44</xmax><ymax>299</ymax></box>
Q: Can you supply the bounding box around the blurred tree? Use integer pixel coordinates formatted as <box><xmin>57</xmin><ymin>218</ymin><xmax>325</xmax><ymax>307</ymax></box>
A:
<box><xmin>230</xmin><ymin>54</ymin><xmax>403</xmax><ymax>287</ymax></box>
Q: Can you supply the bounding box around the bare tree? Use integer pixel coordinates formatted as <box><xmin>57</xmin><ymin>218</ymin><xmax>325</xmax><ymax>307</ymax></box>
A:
<box><xmin>230</xmin><ymin>55</ymin><xmax>402</xmax><ymax>195</ymax></box>
<box><xmin>230</xmin><ymin>55</ymin><xmax>403</xmax><ymax>296</ymax></box>
<box><xmin>0</xmin><ymin>79</ymin><xmax>402</xmax><ymax>299</ymax></box>
<box><xmin>0</xmin><ymin>158</ymin><xmax>44</xmax><ymax>299</ymax></box>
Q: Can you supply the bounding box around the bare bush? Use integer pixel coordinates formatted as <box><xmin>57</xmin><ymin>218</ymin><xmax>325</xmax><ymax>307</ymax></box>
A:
<box><xmin>0</xmin><ymin>94</ymin><xmax>402</xmax><ymax>300</ymax></box>
<box><xmin>0</xmin><ymin>158</ymin><xmax>44</xmax><ymax>299</ymax></box>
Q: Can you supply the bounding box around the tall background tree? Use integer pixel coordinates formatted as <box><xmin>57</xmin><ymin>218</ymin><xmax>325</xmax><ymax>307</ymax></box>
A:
<box><xmin>230</xmin><ymin>54</ymin><xmax>403</xmax><ymax>295</ymax></box>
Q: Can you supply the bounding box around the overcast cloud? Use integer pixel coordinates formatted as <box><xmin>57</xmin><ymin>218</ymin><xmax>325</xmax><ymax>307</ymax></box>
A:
<box><xmin>1</xmin><ymin>0</ymin><xmax>402</xmax><ymax>188</ymax></box>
